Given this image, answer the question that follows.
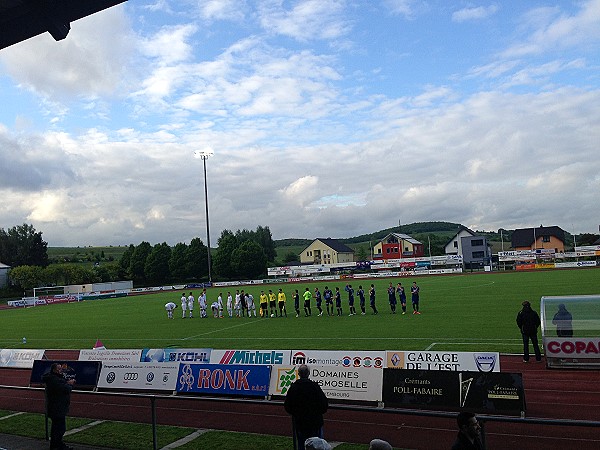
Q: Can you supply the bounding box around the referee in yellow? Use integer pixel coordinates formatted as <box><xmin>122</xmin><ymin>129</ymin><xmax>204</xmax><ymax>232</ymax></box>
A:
<box><xmin>277</xmin><ymin>288</ymin><xmax>288</xmax><ymax>317</ymax></box>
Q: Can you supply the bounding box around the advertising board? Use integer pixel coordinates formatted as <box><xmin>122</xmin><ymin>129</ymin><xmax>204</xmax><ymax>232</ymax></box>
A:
<box><xmin>544</xmin><ymin>337</ymin><xmax>600</xmax><ymax>359</ymax></box>
<box><xmin>176</xmin><ymin>364</ymin><xmax>270</xmax><ymax>397</ymax></box>
<box><xmin>30</xmin><ymin>360</ymin><xmax>101</xmax><ymax>388</ymax></box>
<box><xmin>97</xmin><ymin>362</ymin><xmax>179</xmax><ymax>390</ymax></box>
<box><xmin>210</xmin><ymin>349</ymin><xmax>290</xmax><ymax>365</ymax></box>
<box><xmin>140</xmin><ymin>348</ymin><xmax>211</xmax><ymax>363</ymax></box>
<box><xmin>291</xmin><ymin>350</ymin><xmax>384</xmax><ymax>369</ymax></box>
<box><xmin>0</xmin><ymin>349</ymin><xmax>45</xmax><ymax>368</ymax></box>
<box><xmin>385</xmin><ymin>351</ymin><xmax>500</xmax><ymax>372</ymax></box>
<box><xmin>79</xmin><ymin>349</ymin><xmax>142</xmax><ymax>363</ymax></box>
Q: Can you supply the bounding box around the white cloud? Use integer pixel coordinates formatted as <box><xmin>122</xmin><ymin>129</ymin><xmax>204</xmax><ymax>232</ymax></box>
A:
<box><xmin>382</xmin><ymin>0</ymin><xmax>428</xmax><ymax>19</ymax></box>
<box><xmin>452</xmin><ymin>5</ymin><xmax>498</xmax><ymax>23</ymax></box>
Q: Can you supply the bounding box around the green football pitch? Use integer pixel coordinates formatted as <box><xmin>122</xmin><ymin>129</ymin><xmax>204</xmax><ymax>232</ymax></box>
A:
<box><xmin>1</xmin><ymin>269</ymin><xmax>598</xmax><ymax>353</ymax></box>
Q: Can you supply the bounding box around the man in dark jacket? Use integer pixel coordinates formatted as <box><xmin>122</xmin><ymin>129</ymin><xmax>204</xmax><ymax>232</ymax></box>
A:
<box><xmin>451</xmin><ymin>411</ymin><xmax>483</xmax><ymax>450</ymax></box>
<box><xmin>43</xmin><ymin>363</ymin><xmax>75</xmax><ymax>450</ymax></box>
<box><xmin>552</xmin><ymin>303</ymin><xmax>573</xmax><ymax>337</ymax></box>
<box><xmin>284</xmin><ymin>364</ymin><xmax>328</xmax><ymax>450</ymax></box>
<box><xmin>516</xmin><ymin>300</ymin><xmax>542</xmax><ymax>362</ymax></box>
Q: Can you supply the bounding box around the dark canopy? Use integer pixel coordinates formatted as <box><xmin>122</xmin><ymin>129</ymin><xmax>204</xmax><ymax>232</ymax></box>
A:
<box><xmin>0</xmin><ymin>0</ymin><xmax>127</xmax><ymax>50</ymax></box>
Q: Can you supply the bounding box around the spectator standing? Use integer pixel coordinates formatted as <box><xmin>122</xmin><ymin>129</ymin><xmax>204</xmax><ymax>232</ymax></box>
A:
<box><xmin>552</xmin><ymin>303</ymin><xmax>573</xmax><ymax>337</ymax></box>
<box><xmin>411</xmin><ymin>282</ymin><xmax>421</xmax><ymax>314</ymax></box>
<box><xmin>451</xmin><ymin>411</ymin><xmax>483</xmax><ymax>450</ymax></box>
<box><xmin>164</xmin><ymin>301</ymin><xmax>177</xmax><ymax>319</ymax></box>
<box><xmin>284</xmin><ymin>364</ymin><xmax>328</xmax><ymax>450</ymax></box>
<box><xmin>43</xmin><ymin>363</ymin><xmax>75</xmax><ymax>450</ymax></box>
<box><xmin>516</xmin><ymin>301</ymin><xmax>542</xmax><ymax>362</ymax></box>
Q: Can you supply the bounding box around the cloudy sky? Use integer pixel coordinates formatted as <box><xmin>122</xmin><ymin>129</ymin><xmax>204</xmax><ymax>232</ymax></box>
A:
<box><xmin>1</xmin><ymin>0</ymin><xmax>599</xmax><ymax>247</ymax></box>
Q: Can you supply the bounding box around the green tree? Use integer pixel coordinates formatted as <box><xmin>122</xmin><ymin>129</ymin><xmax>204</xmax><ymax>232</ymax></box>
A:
<box><xmin>8</xmin><ymin>265</ymin><xmax>46</xmax><ymax>291</ymax></box>
<box><xmin>355</xmin><ymin>246</ymin><xmax>368</xmax><ymax>261</ymax></box>
<box><xmin>0</xmin><ymin>223</ymin><xmax>49</xmax><ymax>267</ymax></box>
<box><xmin>169</xmin><ymin>242</ymin><xmax>189</xmax><ymax>281</ymax></box>
<box><xmin>144</xmin><ymin>243</ymin><xmax>172</xmax><ymax>285</ymax></box>
<box><xmin>230</xmin><ymin>240</ymin><xmax>267</xmax><ymax>279</ymax></box>
<box><xmin>118</xmin><ymin>244</ymin><xmax>135</xmax><ymax>279</ymax></box>
<box><xmin>129</xmin><ymin>242</ymin><xmax>152</xmax><ymax>284</ymax></box>
<box><xmin>213</xmin><ymin>230</ymin><xmax>238</xmax><ymax>280</ymax></box>
<box><xmin>93</xmin><ymin>263</ymin><xmax>120</xmax><ymax>282</ymax></box>
<box><xmin>283</xmin><ymin>251</ymin><xmax>298</xmax><ymax>263</ymax></box>
<box><xmin>186</xmin><ymin>237</ymin><xmax>208</xmax><ymax>281</ymax></box>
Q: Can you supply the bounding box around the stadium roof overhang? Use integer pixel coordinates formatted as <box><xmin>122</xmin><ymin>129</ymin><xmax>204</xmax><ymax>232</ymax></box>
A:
<box><xmin>0</xmin><ymin>0</ymin><xmax>127</xmax><ymax>50</ymax></box>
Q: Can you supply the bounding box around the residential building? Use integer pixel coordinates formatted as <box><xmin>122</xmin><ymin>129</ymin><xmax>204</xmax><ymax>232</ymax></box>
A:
<box><xmin>300</xmin><ymin>238</ymin><xmax>355</xmax><ymax>265</ymax></box>
<box><xmin>511</xmin><ymin>225</ymin><xmax>566</xmax><ymax>253</ymax></box>
<box><xmin>444</xmin><ymin>226</ymin><xmax>476</xmax><ymax>256</ymax></box>
<box><xmin>0</xmin><ymin>262</ymin><xmax>9</xmax><ymax>288</ymax></box>
<box><xmin>373</xmin><ymin>233</ymin><xmax>424</xmax><ymax>260</ymax></box>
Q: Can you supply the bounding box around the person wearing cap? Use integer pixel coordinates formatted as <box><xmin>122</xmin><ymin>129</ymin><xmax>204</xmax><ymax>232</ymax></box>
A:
<box><xmin>284</xmin><ymin>364</ymin><xmax>328</xmax><ymax>450</ymax></box>
<box><xmin>516</xmin><ymin>300</ymin><xmax>542</xmax><ymax>362</ymax></box>
<box><xmin>305</xmin><ymin>437</ymin><xmax>332</xmax><ymax>450</ymax></box>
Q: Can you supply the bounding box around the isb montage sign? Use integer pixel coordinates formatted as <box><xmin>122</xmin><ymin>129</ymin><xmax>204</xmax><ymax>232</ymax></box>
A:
<box><xmin>382</xmin><ymin>369</ymin><xmax>525</xmax><ymax>415</ymax></box>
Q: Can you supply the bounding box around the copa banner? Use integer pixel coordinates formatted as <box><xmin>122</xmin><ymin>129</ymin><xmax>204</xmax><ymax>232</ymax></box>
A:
<box><xmin>97</xmin><ymin>362</ymin><xmax>179</xmax><ymax>391</ymax></box>
<box><xmin>30</xmin><ymin>360</ymin><xmax>102</xmax><ymax>388</ymax></box>
<box><xmin>269</xmin><ymin>365</ymin><xmax>383</xmax><ymax>402</ymax></box>
<box><xmin>79</xmin><ymin>349</ymin><xmax>142</xmax><ymax>363</ymax></box>
<box><xmin>385</xmin><ymin>351</ymin><xmax>500</xmax><ymax>372</ymax></box>
<box><xmin>290</xmin><ymin>350</ymin><xmax>384</xmax><ymax>369</ymax></box>
<box><xmin>544</xmin><ymin>337</ymin><xmax>600</xmax><ymax>358</ymax></box>
<box><xmin>210</xmin><ymin>349</ymin><xmax>290</xmax><ymax>365</ymax></box>
<box><xmin>140</xmin><ymin>348</ymin><xmax>211</xmax><ymax>363</ymax></box>
<box><xmin>382</xmin><ymin>369</ymin><xmax>525</xmax><ymax>415</ymax></box>
<box><xmin>0</xmin><ymin>349</ymin><xmax>45</xmax><ymax>368</ymax></box>
<box><xmin>176</xmin><ymin>364</ymin><xmax>271</xmax><ymax>397</ymax></box>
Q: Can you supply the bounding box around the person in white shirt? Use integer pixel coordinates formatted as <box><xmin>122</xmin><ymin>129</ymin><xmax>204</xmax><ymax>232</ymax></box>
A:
<box><xmin>211</xmin><ymin>301</ymin><xmax>220</xmax><ymax>317</ymax></box>
<box><xmin>226</xmin><ymin>292</ymin><xmax>233</xmax><ymax>318</ymax></box>
<box><xmin>234</xmin><ymin>292</ymin><xmax>242</xmax><ymax>317</ymax></box>
<box><xmin>165</xmin><ymin>302</ymin><xmax>177</xmax><ymax>319</ymax></box>
<box><xmin>246</xmin><ymin>293</ymin><xmax>257</xmax><ymax>317</ymax></box>
<box><xmin>187</xmin><ymin>292</ymin><xmax>194</xmax><ymax>318</ymax></box>
<box><xmin>217</xmin><ymin>293</ymin><xmax>224</xmax><ymax>318</ymax></box>
<box><xmin>180</xmin><ymin>293</ymin><xmax>187</xmax><ymax>318</ymax></box>
<box><xmin>198</xmin><ymin>289</ymin><xmax>207</xmax><ymax>318</ymax></box>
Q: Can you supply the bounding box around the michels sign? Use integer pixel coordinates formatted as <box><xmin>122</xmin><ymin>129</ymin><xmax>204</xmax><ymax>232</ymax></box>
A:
<box><xmin>385</xmin><ymin>351</ymin><xmax>500</xmax><ymax>372</ymax></box>
<box><xmin>176</xmin><ymin>364</ymin><xmax>271</xmax><ymax>397</ymax></box>
<box><xmin>210</xmin><ymin>349</ymin><xmax>290</xmax><ymax>365</ymax></box>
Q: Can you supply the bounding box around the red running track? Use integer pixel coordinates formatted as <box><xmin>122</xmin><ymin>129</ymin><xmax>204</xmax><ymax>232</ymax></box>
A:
<box><xmin>1</xmin><ymin>353</ymin><xmax>599</xmax><ymax>449</ymax></box>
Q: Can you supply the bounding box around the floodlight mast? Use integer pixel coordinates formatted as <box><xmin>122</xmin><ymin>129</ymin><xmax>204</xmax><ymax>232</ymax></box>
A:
<box><xmin>194</xmin><ymin>149</ymin><xmax>214</xmax><ymax>284</ymax></box>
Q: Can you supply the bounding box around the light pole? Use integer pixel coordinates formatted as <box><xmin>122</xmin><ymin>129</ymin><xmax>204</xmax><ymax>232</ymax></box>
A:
<box><xmin>194</xmin><ymin>148</ymin><xmax>214</xmax><ymax>284</ymax></box>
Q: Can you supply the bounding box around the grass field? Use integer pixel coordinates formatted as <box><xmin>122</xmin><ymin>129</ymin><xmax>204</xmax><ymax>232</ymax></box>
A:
<box><xmin>1</xmin><ymin>269</ymin><xmax>599</xmax><ymax>353</ymax></box>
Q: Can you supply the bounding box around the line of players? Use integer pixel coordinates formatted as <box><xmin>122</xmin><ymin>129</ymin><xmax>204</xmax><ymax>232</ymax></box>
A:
<box><xmin>165</xmin><ymin>282</ymin><xmax>421</xmax><ymax>319</ymax></box>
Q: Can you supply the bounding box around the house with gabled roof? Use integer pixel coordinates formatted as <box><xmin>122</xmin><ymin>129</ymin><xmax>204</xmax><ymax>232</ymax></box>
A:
<box><xmin>511</xmin><ymin>225</ymin><xmax>565</xmax><ymax>252</ymax></box>
<box><xmin>372</xmin><ymin>233</ymin><xmax>424</xmax><ymax>260</ymax></box>
<box><xmin>444</xmin><ymin>226</ymin><xmax>476</xmax><ymax>256</ymax></box>
<box><xmin>300</xmin><ymin>238</ymin><xmax>355</xmax><ymax>265</ymax></box>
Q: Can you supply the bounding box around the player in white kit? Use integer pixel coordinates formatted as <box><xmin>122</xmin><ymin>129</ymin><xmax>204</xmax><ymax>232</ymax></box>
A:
<box><xmin>187</xmin><ymin>292</ymin><xmax>194</xmax><ymax>318</ymax></box>
<box><xmin>226</xmin><ymin>292</ymin><xmax>233</xmax><ymax>318</ymax></box>
<box><xmin>165</xmin><ymin>302</ymin><xmax>177</xmax><ymax>319</ymax></box>
<box><xmin>180</xmin><ymin>293</ymin><xmax>187</xmax><ymax>318</ymax></box>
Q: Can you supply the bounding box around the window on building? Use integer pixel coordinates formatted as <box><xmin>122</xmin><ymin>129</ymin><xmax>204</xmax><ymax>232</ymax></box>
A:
<box><xmin>472</xmin><ymin>251</ymin><xmax>485</xmax><ymax>258</ymax></box>
<box><xmin>542</xmin><ymin>236</ymin><xmax>551</xmax><ymax>243</ymax></box>
<box><xmin>386</xmin><ymin>248</ymin><xmax>390</xmax><ymax>254</ymax></box>
<box><xmin>472</xmin><ymin>239</ymin><xmax>484</xmax><ymax>246</ymax></box>
<box><xmin>453</xmin><ymin>241</ymin><xmax>458</xmax><ymax>248</ymax></box>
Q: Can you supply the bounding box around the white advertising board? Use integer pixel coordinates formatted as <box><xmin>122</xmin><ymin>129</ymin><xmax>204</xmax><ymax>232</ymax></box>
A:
<box><xmin>79</xmin><ymin>349</ymin><xmax>142</xmax><ymax>362</ymax></box>
<box><xmin>210</xmin><ymin>349</ymin><xmax>291</xmax><ymax>365</ymax></box>
<box><xmin>0</xmin><ymin>349</ymin><xmax>45</xmax><ymax>368</ymax></box>
<box><xmin>544</xmin><ymin>338</ymin><xmax>600</xmax><ymax>359</ymax></box>
<box><xmin>97</xmin><ymin>362</ymin><xmax>179</xmax><ymax>390</ymax></box>
<box><xmin>385</xmin><ymin>351</ymin><xmax>500</xmax><ymax>372</ymax></box>
<box><xmin>290</xmin><ymin>350</ymin><xmax>384</xmax><ymax>369</ymax></box>
<box><xmin>269</xmin><ymin>365</ymin><xmax>383</xmax><ymax>402</ymax></box>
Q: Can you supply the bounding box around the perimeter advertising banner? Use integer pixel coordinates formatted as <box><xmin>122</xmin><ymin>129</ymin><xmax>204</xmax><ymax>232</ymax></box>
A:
<box><xmin>544</xmin><ymin>337</ymin><xmax>600</xmax><ymax>358</ymax></box>
<box><xmin>210</xmin><ymin>349</ymin><xmax>290</xmax><ymax>365</ymax></box>
<box><xmin>269</xmin><ymin>365</ymin><xmax>383</xmax><ymax>402</ymax></box>
<box><xmin>176</xmin><ymin>364</ymin><xmax>271</xmax><ymax>397</ymax></box>
<box><xmin>290</xmin><ymin>350</ymin><xmax>384</xmax><ymax>369</ymax></box>
<box><xmin>0</xmin><ymin>349</ymin><xmax>45</xmax><ymax>368</ymax></box>
<box><xmin>385</xmin><ymin>351</ymin><xmax>500</xmax><ymax>372</ymax></box>
<box><xmin>382</xmin><ymin>369</ymin><xmax>525</xmax><ymax>415</ymax></box>
<box><xmin>30</xmin><ymin>360</ymin><xmax>101</xmax><ymax>388</ymax></box>
<box><xmin>79</xmin><ymin>349</ymin><xmax>142</xmax><ymax>363</ymax></box>
<box><xmin>141</xmin><ymin>348</ymin><xmax>211</xmax><ymax>364</ymax></box>
<box><xmin>97</xmin><ymin>362</ymin><xmax>179</xmax><ymax>391</ymax></box>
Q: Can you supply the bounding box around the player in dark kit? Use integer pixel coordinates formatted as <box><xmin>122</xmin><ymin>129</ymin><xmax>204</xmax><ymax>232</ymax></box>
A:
<box><xmin>387</xmin><ymin>283</ymin><xmax>397</xmax><ymax>314</ymax></box>
<box><xmin>411</xmin><ymin>281</ymin><xmax>421</xmax><ymax>314</ymax></box>
<box><xmin>314</xmin><ymin>287</ymin><xmax>323</xmax><ymax>316</ymax></box>
<box><xmin>335</xmin><ymin>287</ymin><xmax>342</xmax><ymax>316</ymax></box>
<box><xmin>369</xmin><ymin>284</ymin><xmax>378</xmax><ymax>314</ymax></box>
<box><xmin>324</xmin><ymin>286</ymin><xmax>334</xmax><ymax>316</ymax></box>
<box><xmin>293</xmin><ymin>289</ymin><xmax>300</xmax><ymax>318</ymax></box>
<box><xmin>397</xmin><ymin>282</ymin><xmax>407</xmax><ymax>315</ymax></box>
<box><xmin>357</xmin><ymin>285</ymin><xmax>366</xmax><ymax>315</ymax></box>
<box><xmin>345</xmin><ymin>284</ymin><xmax>356</xmax><ymax>316</ymax></box>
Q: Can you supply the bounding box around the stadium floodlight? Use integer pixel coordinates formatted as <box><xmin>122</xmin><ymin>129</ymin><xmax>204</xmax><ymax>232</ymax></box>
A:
<box><xmin>194</xmin><ymin>148</ymin><xmax>214</xmax><ymax>284</ymax></box>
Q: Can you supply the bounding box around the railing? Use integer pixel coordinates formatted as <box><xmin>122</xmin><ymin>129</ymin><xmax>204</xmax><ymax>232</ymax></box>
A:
<box><xmin>2</xmin><ymin>385</ymin><xmax>600</xmax><ymax>450</ymax></box>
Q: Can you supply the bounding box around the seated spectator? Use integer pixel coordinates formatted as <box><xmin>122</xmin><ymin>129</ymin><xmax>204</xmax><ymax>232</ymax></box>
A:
<box><xmin>370</xmin><ymin>438</ymin><xmax>393</xmax><ymax>450</ymax></box>
<box><xmin>305</xmin><ymin>437</ymin><xmax>332</xmax><ymax>450</ymax></box>
<box><xmin>451</xmin><ymin>411</ymin><xmax>483</xmax><ymax>450</ymax></box>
